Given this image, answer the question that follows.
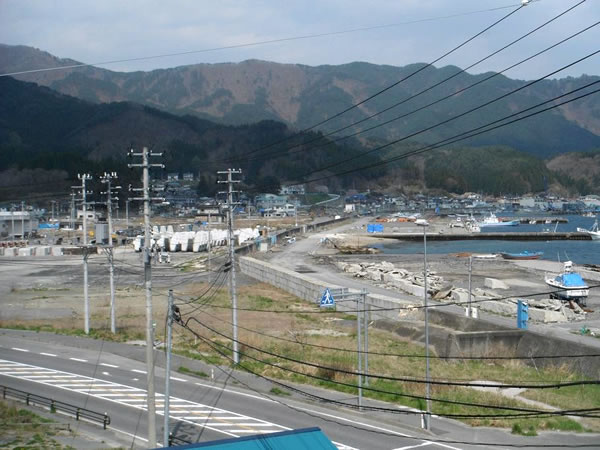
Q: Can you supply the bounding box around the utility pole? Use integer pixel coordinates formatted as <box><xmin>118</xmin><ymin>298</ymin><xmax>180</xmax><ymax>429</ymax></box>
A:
<box><xmin>50</xmin><ymin>200</ymin><xmax>56</xmax><ymax>221</ymax></box>
<box><xmin>362</xmin><ymin>288</ymin><xmax>369</xmax><ymax>387</ymax></box>
<box><xmin>356</xmin><ymin>292</ymin><xmax>363</xmax><ymax>411</ymax></box>
<box><xmin>164</xmin><ymin>289</ymin><xmax>174</xmax><ymax>447</ymax></box>
<box><xmin>218</xmin><ymin>169</ymin><xmax>242</xmax><ymax>364</ymax></box>
<box><xmin>126</xmin><ymin>198</ymin><xmax>130</xmax><ymax>229</ymax></box>
<box><xmin>101</xmin><ymin>172</ymin><xmax>120</xmax><ymax>334</ymax></box>
<box><xmin>420</xmin><ymin>221</ymin><xmax>432</xmax><ymax>430</ymax></box>
<box><xmin>128</xmin><ymin>147</ymin><xmax>164</xmax><ymax>448</ymax></box>
<box><xmin>207</xmin><ymin>212</ymin><xmax>211</xmax><ymax>282</ymax></box>
<box><xmin>21</xmin><ymin>201</ymin><xmax>25</xmax><ymax>239</ymax></box>
<box><xmin>467</xmin><ymin>256</ymin><xmax>473</xmax><ymax>318</ymax></box>
<box><xmin>76</xmin><ymin>174</ymin><xmax>92</xmax><ymax>334</ymax></box>
<box><xmin>70</xmin><ymin>192</ymin><xmax>76</xmax><ymax>230</ymax></box>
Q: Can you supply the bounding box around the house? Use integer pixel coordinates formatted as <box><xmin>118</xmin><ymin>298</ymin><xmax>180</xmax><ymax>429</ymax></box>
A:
<box><xmin>255</xmin><ymin>194</ymin><xmax>288</xmax><ymax>210</ymax></box>
<box><xmin>279</xmin><ymin>184</ymin><xmax>305</xmax><ymax>195</ymax></box>
<box><xmin>183</xmin><ymin>172</ymin><xmax>195</xmax><ymax>181</ymax></box>
<box><xmin>167</xmin><ymin>173</ymin><xmax>179</xmax><ymax>181</ymax></box>
<box><xmin>0</xmin><ymin>209</ymin><xmax>38</xmax><ymax>238</ymax></box>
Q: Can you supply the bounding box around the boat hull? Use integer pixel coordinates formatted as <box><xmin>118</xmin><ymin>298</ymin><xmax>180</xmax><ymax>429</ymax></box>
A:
<box><xmin>501</xmin><ymin>252</ymin><xmax>543</xmax><ymax>260</ymax></box>
<box><xmin>545</xmin><ymin>279</ymin><xmax>589</xmax><ymax>300</ymax></box>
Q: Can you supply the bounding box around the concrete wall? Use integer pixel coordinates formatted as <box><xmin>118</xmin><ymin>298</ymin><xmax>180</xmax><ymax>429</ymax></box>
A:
<box><xmin>239</xmin><ymin>256</ymin><xmax>419</xmax><ymax>322</ymax></box>
<box><xmin>239</xmin><ymin>255</ymin><xmax>600</xmax><ymax>378</ymax></box>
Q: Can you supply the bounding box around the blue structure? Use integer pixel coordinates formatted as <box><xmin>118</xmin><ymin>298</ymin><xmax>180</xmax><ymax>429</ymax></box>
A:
<box><xmin>367</xmin><ymin>224</ymin><xmax>384</xmax><ymax>233</ymax></box>
<box><xmin>165</xmin><ymin>427</ymin><xmax>337</xmax><ymax>449</ymax></box>
<box><xmin>517</xmin><ymin>300</ymin><xmax>528</xmax><ymax>330</ymax></box>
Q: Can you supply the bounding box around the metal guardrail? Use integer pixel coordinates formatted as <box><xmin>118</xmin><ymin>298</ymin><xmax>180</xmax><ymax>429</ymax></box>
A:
<box><xmin>1</xmin><ymin>385</ymin><xmax>111</xmax><ymax>429</ymax></box>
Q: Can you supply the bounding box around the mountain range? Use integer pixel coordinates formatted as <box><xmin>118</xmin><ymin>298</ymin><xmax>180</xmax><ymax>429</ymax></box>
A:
<box><xmin>2</xmin><ymin>44</ymin><xmax>600</xmax><ymax>158</ymax></box>
<box><xmin>1</xmin><ymin>44</ymin><xmax>599</xmax><ymax>200</ymax></box>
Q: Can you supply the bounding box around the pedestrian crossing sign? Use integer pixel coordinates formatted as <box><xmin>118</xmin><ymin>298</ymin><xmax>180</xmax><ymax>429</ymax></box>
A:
<box><xmin>320</xmin><ymin>288</ymin><xmax>335</xmax><ymax>308</ymax></box>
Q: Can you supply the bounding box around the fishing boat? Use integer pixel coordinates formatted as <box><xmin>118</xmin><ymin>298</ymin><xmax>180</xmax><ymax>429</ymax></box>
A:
<box><xmin>576</xmin><ymin>219</ymin><xmax>600</xmax><ymax>241</ymax></box>
<box><xmin>545</xmin><ymin>261</ymin><xmax>589</xmax><ymax>303</ymax></box>
<box><xmin>500</xmin><ymin>251</ymin><xmax>543</xmax><ymax>260</ymax></box>
<box><xmin>478</xmin><ymin>213</ymin><xmax>519</xmax><ymax>228</ymax></box>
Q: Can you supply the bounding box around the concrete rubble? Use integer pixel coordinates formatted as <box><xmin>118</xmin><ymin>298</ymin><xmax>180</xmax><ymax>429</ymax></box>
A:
<box><xmin>335</xmin><ymin>260</ymin><xmax>586</xmax><ymax>323</ymax></box>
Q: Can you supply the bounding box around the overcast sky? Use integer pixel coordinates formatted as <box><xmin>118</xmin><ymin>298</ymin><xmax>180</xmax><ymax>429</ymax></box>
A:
<box><xmin>0</xmin><ymin>0</ymin><xmax>598</xmax><ymax>80</ymax></box>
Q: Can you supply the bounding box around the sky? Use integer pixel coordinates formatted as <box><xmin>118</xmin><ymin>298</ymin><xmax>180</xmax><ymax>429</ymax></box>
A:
<box><xmin>0</xmin><ymin>0</ymin><xmax>598</xmax><ymax>80</ymax></box>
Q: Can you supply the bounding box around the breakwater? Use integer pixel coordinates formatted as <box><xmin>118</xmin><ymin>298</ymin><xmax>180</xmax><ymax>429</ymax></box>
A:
<box><xmin>373</xmin><ymin>232</ymin><xmax>592</xmax><ymax>241</ymax></box>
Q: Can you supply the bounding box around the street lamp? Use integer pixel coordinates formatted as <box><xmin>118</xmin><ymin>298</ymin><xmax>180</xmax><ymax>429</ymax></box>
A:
<box><xmin>416</xmin><ymin>219</ymin><xmax>431</xmax><ymax>430</ymax></box>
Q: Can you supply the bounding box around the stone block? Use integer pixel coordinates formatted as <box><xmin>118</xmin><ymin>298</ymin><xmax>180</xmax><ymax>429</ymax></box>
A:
<box><xmin>528</xmin><ymin>308</ymin><xmax>568</xmax><ymax>323</ymax></box>
<box><xmin>484</xmin><ymin>278</ymin><xmax>509</xmax><ymax>290</ymax></box>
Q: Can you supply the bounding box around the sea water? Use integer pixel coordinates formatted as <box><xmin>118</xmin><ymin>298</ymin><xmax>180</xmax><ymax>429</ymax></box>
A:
<box><xmin>375</xmin><ymin>214</ymin><xmax>600</xmax><ymax>265</ymax></box>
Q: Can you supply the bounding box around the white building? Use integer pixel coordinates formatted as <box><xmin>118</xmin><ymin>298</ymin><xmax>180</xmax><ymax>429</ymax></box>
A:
<box><xmin>280</xmin><ymin>184</ymin><xmax>305</xmax><ymax>195</ymax></box>
<box><xmin>0</xmin><ymin>210</ymin><xmax>37</xmax><ymax>238</ymax></box>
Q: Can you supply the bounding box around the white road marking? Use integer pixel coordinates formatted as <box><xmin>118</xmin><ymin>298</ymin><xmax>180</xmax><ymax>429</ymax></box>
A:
<box><xmin>40</xmin><ymin>352</ymin><xmax>57</xmax><ymax>357</ymax></box>
<box><xmin>132</xmin><ymin>377</ymin><xmax>139</xmax><ymax>381</ymax></box>
<box><xmin>11</xmin><ymin>348</ymin><xmax>29</xmax><ymax>352</ymax></box>
<box><xmin>102</xmin><ymin>371</ymin><xmax>110</xmax><ymax>376</ymax></box>
<box><xmin>69</xmin><ymin>357</ymin><xmax>87</xmax><ymax>362</ymax></box>
<box><xmin>131</xmin><ymin>369</ymin><xmax>146</xmax><ymax>374</ymax></box>
<box><xmin>194</xmin><ymin>382</ymin><xmax>276</xmax><ymax>403</ymax></box>
<box><xmin>170</xmin><ymin>376</ymin><xmax>187</xmax><ymax>382</ymax></box>
<box><xmin>100</xmin><ymin>362</ymin><xmax>118</xmax><ymax>368</ymax></box>
<box><xmin>394</xmin><ymin>442</ymin><xmax>433</xmax><ymax>450</ymax></box>
<box><xmin>0</xmin><ymin>358</ymin><xmax>355</xmax><ymax>449</ymax></box>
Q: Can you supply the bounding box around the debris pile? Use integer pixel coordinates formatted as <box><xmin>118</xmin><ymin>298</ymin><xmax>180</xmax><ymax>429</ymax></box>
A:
<box><xmin>335</xmin><ymin>260</ymin><xmax>586</xmax><ymax>323</ymax></box>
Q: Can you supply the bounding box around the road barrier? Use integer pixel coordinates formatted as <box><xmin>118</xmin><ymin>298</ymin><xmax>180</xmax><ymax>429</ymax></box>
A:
<box><xmin>1</xmin><ymin>385</ymin><xmax>111</xmax><ymax>429</ymax></box>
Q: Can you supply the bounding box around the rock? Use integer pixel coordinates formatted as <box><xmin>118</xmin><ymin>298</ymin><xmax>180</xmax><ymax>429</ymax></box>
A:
<box><xmin>484</xmin><ymin>278</ymin><xmax>509</xmax><ymax>290</ymax></box>
<box><xmin>366</xmin><ymin>269</ymin><xmax>383</xmax><ymax>281</ymax></box>
<box><xmin>528</xmin><ymin>308</ymin><xmax>568</xmax><ymax>323</ymax></box>
<box><xmin>479</xmin><ymin>300</ymin><xmax>517</xmax><ymax>316</ymax></box>
<box><xmin>433</xmin><ymin>286</ymin><xmax>453</xmax><ymax>300</ymax></box>
<box><xmin>336</xmin><ymin>262</ymin><xmax>348</xmax><ymax>271</ymax></box>
<box><xmin>451</xmin><ymin>289</ymin><xmax>470</xmax><ymax>304</ymax></box>
<box><xmin>345</xmin><ymin>264</ymin><xmax>362</xmax><ymax>274</ymax></box>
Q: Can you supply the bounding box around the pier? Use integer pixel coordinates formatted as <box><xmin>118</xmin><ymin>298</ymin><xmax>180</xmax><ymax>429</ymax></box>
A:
<box><xmin>374</xmin><ymin>232</ymin><xmax>592</xmax><ymax>241</ymax></box>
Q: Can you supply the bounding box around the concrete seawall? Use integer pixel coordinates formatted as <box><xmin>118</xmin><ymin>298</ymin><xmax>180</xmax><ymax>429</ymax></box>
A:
<box><xmin>239</xmin><ymin>256</ymin><xmax>418</xmax><ymax>321</ymax></box>
<box><xmin>239</xmin><ymin>255</ymin><xmax>600</xmax><ymax>378</ymax></box>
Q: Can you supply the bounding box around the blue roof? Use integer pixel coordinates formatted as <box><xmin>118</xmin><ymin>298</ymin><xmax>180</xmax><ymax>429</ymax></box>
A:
<box><xmin>167</xmin><ymin>427</ymin><xmax>337</xmax><ymax>450</ymax></box>
<box><xmin>557</xmin><ymin>273</ymin><xmax>587</xmax><ymax>287</ymax></box>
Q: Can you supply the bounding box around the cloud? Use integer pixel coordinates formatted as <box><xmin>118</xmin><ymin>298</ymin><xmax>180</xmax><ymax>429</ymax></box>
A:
<box><xmin>0</xmin><ymin>0</ymin><xmax>598</xmax><ymax>79</ymax></box>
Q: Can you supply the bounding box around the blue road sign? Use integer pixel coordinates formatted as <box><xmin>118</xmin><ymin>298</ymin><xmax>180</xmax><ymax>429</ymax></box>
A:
<box><xmin>320</xmin><ymin>288</ymin><xmax>335</xmax><ymax>308</ymax></box>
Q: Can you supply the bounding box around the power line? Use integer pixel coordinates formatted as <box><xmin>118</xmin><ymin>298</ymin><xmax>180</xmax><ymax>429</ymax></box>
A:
<box><xmin>180</xmin><ymin>302</ymin><xmax>600</xmax><ymax>361</ymax></box>
<box><xmin>183</xmin><ymin>316</ymin><xmax>600</xmax><ymax>390</ymax></box>
<box><xmin>181</xmin><ymin>321</ymin><xmax>600</xmax><ymax>419</ymax></box>
<box><xmin>221</xmin><ymin>0</ymin><xmax>585</xmax><ymax>165</ymax></box>
<box><xmin>0</xmin><ymin>3</ymin><xmax>523</xmax><ymax>78</ymax></box>
<box><xmin>295</xmin><ymin>37</ymin><xmax>600</xmax><ymax>179</ymax></box>
<box><xmin>198</xmin><ymin>282</ymin><xmax>600</xmax><ymax>315</ymax></box>
<box><xmin>177</xmin><ymin>328</ymin><xmax>600</xmax><ymax>448</ymax></box>
<box><xmin>221</xmin><ymin>3</ymin><xmax>525</xmax><ymax>162</ymax></box>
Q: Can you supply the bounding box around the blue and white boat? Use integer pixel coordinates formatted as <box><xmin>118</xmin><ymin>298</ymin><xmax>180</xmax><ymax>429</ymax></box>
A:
<box><xmin>545</xmin><ymin>261</ymin><xmax>589</xmax><ymax>303</ymax></box>
<box><xmin>478</xmin><ymin>213</ymin><xmax>519</xmax><ymax>228</ymax></box>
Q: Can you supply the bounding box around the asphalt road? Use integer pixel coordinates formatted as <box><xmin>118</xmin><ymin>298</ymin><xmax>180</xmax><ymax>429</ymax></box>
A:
<box><xmin>1</xmin><ymin>332</ymin><xmax>599</xmax><ymax>450</ymax></box>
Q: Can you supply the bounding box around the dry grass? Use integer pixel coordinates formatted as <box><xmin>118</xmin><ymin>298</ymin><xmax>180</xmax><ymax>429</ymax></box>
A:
<box><xmin>3</xmin><ymin>276</ymin><xmax>598</xmax><ymax>434</ymax></box>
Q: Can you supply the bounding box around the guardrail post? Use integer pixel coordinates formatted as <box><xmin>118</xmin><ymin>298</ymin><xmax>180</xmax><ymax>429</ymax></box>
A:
<box><xmin>103</xmin><ymin>412</ymin><xmax>109</xmax><ymax>430</ymax></box>
<box><xmin>76</xmin><ymin>408</ymin><xmax>80</xmax><ymax>421</ymax></box>
<box><xmin>26</xmin><ymin>393</ymin><xmax>30</xmax><ymax>406</ymax></box>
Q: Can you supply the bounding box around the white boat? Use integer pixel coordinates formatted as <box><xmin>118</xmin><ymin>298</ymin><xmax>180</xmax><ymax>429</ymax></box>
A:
<box><xmin>576</xmin><ymin>219</ymin><xmax>600</xmax><ymax>241</ymax></box>
<box><xmin>477</xmin><ymin>213</ymin><xmax>519</xmax><ymax>228</ymax></box>
<box><xmin>545</xmin><ymin>261</ymin><xmax>589</xmax><ymax>303</ymax></box>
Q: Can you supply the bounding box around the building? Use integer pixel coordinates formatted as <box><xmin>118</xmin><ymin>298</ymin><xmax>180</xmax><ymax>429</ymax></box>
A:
<box><xmin>183</xmin><ymin>172</ymin><xmax>195</xmax><ymax>181</ymax></box>
<box><xmin>167</xmin><ymin>173</ymin><xmax>180</xmax><ymax>181</ymax></box>
<box><xmin>255</xmin><ymin>194</ymin><xmax>288</xmax><ymax>211</ymax></box>
<box><xmin>279</xmin><ymin>184</ymin><xmax>305</xmax><ymax>195</ymax></box>
<box><xmin>0</xmin><ymin>210</ymin><xmax>37</xmax><ymax>238</ymax></box>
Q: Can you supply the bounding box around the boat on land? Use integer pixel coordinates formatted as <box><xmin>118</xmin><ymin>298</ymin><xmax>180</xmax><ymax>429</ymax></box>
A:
<box><xmin>576</xmin><ymin>219</ymin><xmax>600</xmax><ymax>241</ymax></box>
<box><xmin>478</xmin><ymin>213</ymin><xmax>519</xmax><ymax>228</ymax></box>
<box><xmin>545</xmin><ymin>261</ymin><xmax>589</xmax><ymax>303</ymax></box>
<box><xmin>500</xmin><ymin>251</ymin><xmax>543</xmax><ymax>260</ymax></box>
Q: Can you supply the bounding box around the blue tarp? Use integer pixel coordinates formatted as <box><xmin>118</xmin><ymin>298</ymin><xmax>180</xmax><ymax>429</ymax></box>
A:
<box><xmin>367</xmin><ymin>224</ymin><xmax>384</xmax><ymax>233</ymax></box>
<box><xmin>557</xmin><ymin>273</ymin><xmax>586</xmax><ymax>287</ymax></box>
<box><xmin>39</xmin><ymin>223</ymin><xmax>59</xmax><ymax>229</ymax></box>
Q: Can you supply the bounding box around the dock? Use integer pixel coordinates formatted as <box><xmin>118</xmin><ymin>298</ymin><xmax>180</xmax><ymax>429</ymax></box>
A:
<box><xmin>374</xmin><ymin>232</ymin><xmax>592</xmax><ymax>241</ymax></box>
